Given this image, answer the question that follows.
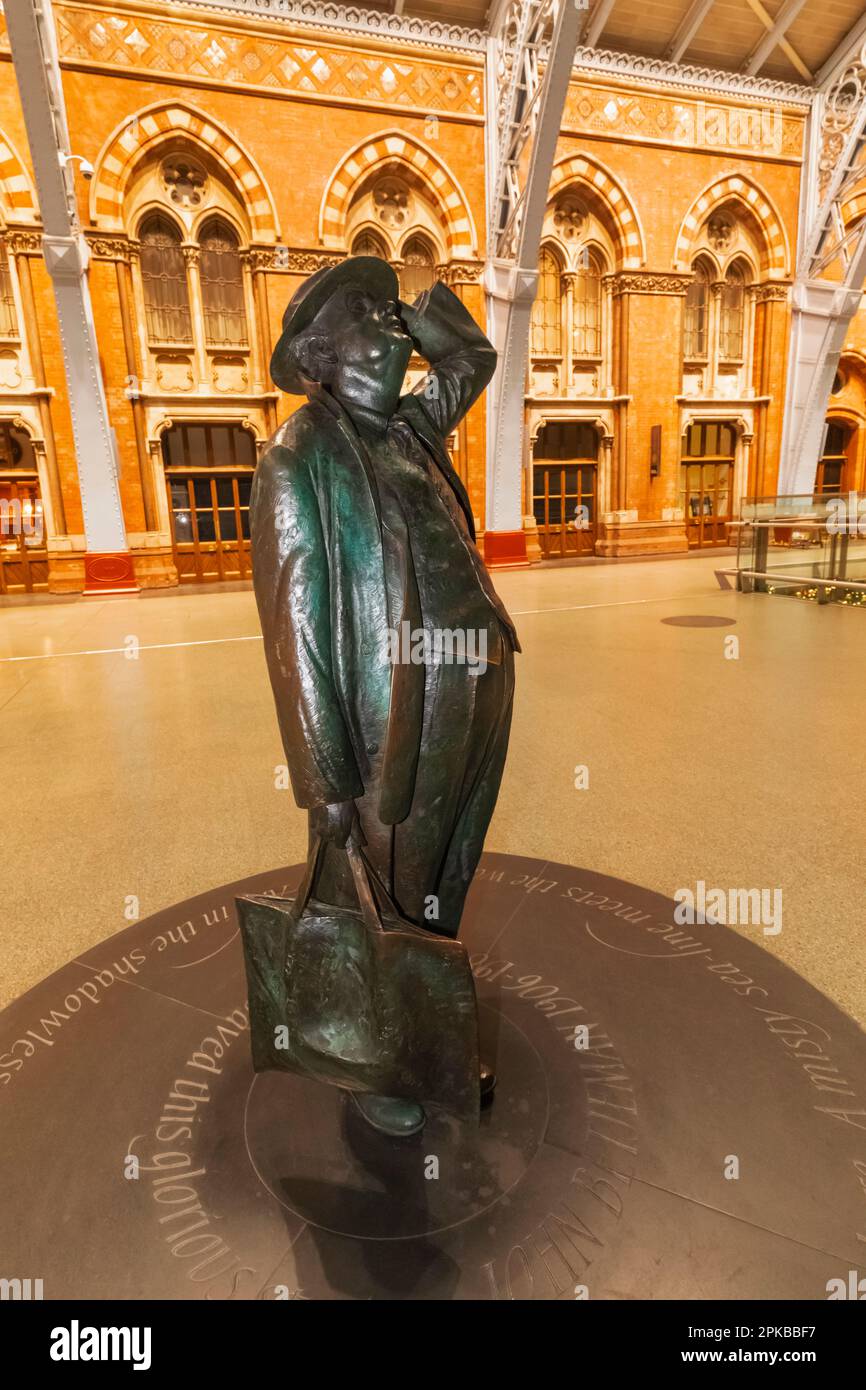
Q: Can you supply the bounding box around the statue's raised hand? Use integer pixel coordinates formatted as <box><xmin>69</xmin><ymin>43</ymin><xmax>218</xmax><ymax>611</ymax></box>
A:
<box><xmin>397</xmin><ymin>293</ymin><xmax>432</xmax><ymax>352</ymax></box>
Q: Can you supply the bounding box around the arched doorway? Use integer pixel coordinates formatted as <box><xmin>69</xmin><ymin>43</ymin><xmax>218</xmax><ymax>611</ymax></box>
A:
<box><xmin>162</xmin><ymin>422</ymin><xmax>257</xmax><ymax>583</ymax></box>
<box><xmin>0</xmin><ymin>422</ymin><xmax>47</xmax><ymax>594</ymax></box>
<box><xmin>681</xmin><ymin>421</ymin><xmax>736</xmax><ymax>548</ymax></box>
<box><xmin>532</xmin><ymin>421</ymin><xmax>598</xmax><ymax>559</ymax></box>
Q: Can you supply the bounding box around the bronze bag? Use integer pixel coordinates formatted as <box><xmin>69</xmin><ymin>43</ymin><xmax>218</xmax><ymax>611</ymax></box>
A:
<box><xmin>237</xmin><ymin>836</ymin><xmax>480</xmax><ymax>1122</ymax></box>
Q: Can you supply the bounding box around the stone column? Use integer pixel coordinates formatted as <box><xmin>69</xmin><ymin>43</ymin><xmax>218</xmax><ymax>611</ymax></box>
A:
<box><xmin>561</xmin><ymin>271</ymin><xmax>576</xmax><ymax>395</ymax></box>
<box><xmin>601</xmin><ymin>271</ymin><xmax>620</xmax><ymax>518</ymax></box>
<box><xmin>709</xmin><ymin>281</ymin><xmax>724</xmax><ymax>396</ymax></box>
<box><xmin>148</xmin><ymin>437</ymin><xmax>172</xmax><ymax>535</ymax></box>
<box><xmin>239</xmin><ymin>252</ymin><xmax>263</xmax><ymax>393</ymax></box>
<box><xmin>613</xmin><ymin>275</ymin><xmax>631</xmax><ymax>511</ymax></box>
<box><xmin>744</xmin><ymin>284</ymin><xmax>758</xmax><ymax>391</ymax></box>
<box><xmin>599</xmin><ymin>433</ymin><xmax>614</xmax><ymax>517</ymax></box>
<box><xmin>99</xmin><ymin>236</ymin><xmax>158</xmax><ymax>532</ymax></box>
<box><xmin>438</xmin><ymin>260</ymin><xmax>488</xmax><ymax>536</ymax></box>
<box><xmin>183</xmin><ymin>244</ymin><xmax>208</xmax><ymax>384</ymax></box>
<box><xmin>601</xmin><ymin>272</ymin><xmax>614</xmax><ymax>396</ymax></box>
<box><xmin>753</xmin><ymin>282</ymin><xmax>791</xmax><ymax>499</ymax></box>
<box><xmin>247</xmin><ymin>247</ymin><xmax>278</xmax><ymax>432</ymax></box>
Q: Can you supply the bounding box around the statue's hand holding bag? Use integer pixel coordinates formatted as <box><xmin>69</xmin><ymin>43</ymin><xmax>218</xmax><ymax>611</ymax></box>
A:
<box><xmin>236</xmin><ymin>830</ymin><xmax>481</xmax><ymax>1123</ymax></box>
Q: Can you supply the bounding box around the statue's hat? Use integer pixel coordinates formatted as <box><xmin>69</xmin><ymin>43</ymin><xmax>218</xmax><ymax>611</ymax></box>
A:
<box><xmin>270</xmin><ymin>255</ymin><xmax>399</xmax><ymax>394</ymax></box>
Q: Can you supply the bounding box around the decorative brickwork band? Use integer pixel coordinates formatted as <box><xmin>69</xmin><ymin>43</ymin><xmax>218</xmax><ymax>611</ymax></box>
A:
<box><xmin>85</xmin><ymin>233</ymin><xmax>135</xmax><ymax>262</ymax></box>
<box><xmin>604</xmin><ymin>271</ymin><xmax>693</xmax><ymax>296</ymax></box>
<box><xmin>753</xmin><ymin>282</ymin><xmax>791</xmax><ymax>303</ymax></box>
<box><xmin>5</xmin><ymin>228</ymin><xmax>42</xmax><ymax>256</ymax></box>
<box><xmin>90</xmin><ymin>102</ymin><xmax>280</xmax><ymax>244</ymax></box>
<box><xmin>435</xmin><ymin>260</ymin><xmax>484</xmax><ymax>285</ymax></box>
<box><xmin>547</xmin><ymin>153</ymin><xmax>644</xmax><ymax>269</ymax></box>
<box><xmin>319</xmin><ymin>130</ymin><xmax>478</xmax><ymax>257</ymax></box>
<box><xmin>244</xmin><ymin>247</ymin><xmax>348</xmax><ymax>274</ymax></box>
<box><xmin>0</xmin><ymin>133</ymin><xmax>38</xmax><ymax>219</ymax></box>
<box><xmin>674</xmin><ymin>175</ymin><xmax>789</xmax><ymax>276</ymax></box>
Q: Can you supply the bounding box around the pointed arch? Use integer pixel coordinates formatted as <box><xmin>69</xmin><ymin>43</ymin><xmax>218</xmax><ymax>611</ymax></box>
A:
<box><xmin>0</xmin><ymin>131</ymin><xmax>37</xmax><ymax>221</ymax></box>
<box><xmin>89</xmin><ymin>101</ymin><xmax>280</xmax><ymax>243</ymax></box>
<box><xmin>692</xmin><ymin>249</ymin><xmax>721</xmax><ymax>278</ymax></box>
<box><xmin>547</xmin><ymin>154</ymin><xmax>645</xmax><ymax>269</ymax></box>
<box><xmin>318</xmin><ymin>130</ymin><xmax>477</xmax><ymax>257</ymax></box>
<box><xmin>674</xmin><ymin>174</ymin><xmax>789</xmax><ymax>277</ymax></box>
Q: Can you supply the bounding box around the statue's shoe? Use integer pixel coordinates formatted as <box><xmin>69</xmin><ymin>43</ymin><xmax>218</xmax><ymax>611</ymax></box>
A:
<box><xmin>480</xmin><ymin>1061</ymin><xmax>496</xmax><ymax>1103</ymax></box>
<box><xmin>351</xmin><ymin>1093</ymin><xmax>426</xmax><ymax>1137</ymax></box>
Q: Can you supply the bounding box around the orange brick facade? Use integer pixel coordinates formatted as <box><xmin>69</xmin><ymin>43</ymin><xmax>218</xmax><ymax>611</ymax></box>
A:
<box><xmin>0</xmin><ymin>1</ymin><xmax>856</xmax><ymax>591</ymax></box>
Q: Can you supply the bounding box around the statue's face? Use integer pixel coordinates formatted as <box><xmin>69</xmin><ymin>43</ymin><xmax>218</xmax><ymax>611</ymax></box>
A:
<box><xmin>311</xmin><ymin>283</ymin><xmax>413</xmax><ymax>411</ymax></box>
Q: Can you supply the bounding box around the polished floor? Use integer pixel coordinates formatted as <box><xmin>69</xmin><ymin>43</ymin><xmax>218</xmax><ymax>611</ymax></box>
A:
<box><xmin>2</xmin><ymin>553</ymin><xmax>864</xmax><ymax>1026</ymax></box>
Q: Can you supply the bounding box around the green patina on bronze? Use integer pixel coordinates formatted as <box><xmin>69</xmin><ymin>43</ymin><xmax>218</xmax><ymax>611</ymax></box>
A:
<box><xmin>239</xmin><ymin>837</ymin><xmax>480</xmax><ymax>1122</ymax></box>
<box><xmin>238</xmin><ymin>255</ymin><xmax>518</xmax><ymax>1130</ymax></box>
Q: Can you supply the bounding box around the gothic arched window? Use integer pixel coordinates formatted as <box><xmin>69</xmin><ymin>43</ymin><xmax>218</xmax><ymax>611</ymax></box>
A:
<box><xmin>139</xmin><ymin>214</ymin><xmax>192</xmax><ymax>344</ymax></box>
<box><xmin>719</xmin><ymin>262</ymin><xmax>748</xmax><ymax>362</ymax></box>
<box><xmin>400</xmin><ymin>234</ymin><xmax>435</xmax><ymax>300</ymax></box>
<box><xmin>684</xmin><ymin>260</ymin><xmax>710</xmax><ymax>360</ymax></box>
<box><xmin>199</xmin><ymin>217</ymin><xmax>247</xmax><ymax>347</ymax></box>
<box><xmin>531</xmin><ymin>247</ymin><xmax>562</xmax><ymax>356</ymax></box>
<box><xmin>573</xmin><ymin>247</ymin><xmax>602</xmax><ymax>358</ymax></box>
<box><xmin>351</xmin><ymin>230</ymin><xmax>389</xmax><ymax>260</ymax></box>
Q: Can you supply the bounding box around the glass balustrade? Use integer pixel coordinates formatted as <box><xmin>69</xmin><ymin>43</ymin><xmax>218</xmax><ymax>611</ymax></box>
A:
<box><xmin>734</xmin><ymin>492</ymin><xmax>866</xmax><ymax>605</ymax></box>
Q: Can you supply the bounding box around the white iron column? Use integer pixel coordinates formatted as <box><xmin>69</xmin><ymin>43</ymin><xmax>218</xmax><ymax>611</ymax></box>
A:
<box><xmin>5</xmin><ymin>0</ymin><xmax>134</xmax><ymax>592</ymax></box>
<box><xmin>483</xmin><ymin>0</ymin><xmax>582</xmax><ymax>564</ymax></box>
<box><xmin>779</xmin><ymin>37</ymin><xmax>866</xmax><ymax>495</ymax></box>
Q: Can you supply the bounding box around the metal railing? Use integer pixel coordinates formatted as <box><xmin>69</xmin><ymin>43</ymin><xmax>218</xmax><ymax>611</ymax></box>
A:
<box><xmin>734</xmin><ymin>492</ymin><xmax>866</xmax><ymax>604</ymax></box>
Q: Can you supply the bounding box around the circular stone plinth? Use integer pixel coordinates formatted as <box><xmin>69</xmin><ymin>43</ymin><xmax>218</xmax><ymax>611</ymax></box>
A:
<box><xmin>1</xmin><ymin>853</ymin><xmax>864</xmax><ymax>1301</ymax></box>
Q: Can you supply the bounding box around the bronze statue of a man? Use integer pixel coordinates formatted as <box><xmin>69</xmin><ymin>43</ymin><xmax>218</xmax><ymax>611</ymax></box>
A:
<box><xmin>250</xmin><ymin>256</ymin><xmax>519</xmax><ymax>1137</ymax></box>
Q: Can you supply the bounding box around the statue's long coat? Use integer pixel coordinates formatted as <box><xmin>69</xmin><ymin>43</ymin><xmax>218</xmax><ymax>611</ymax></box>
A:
<box><xmin>250</xmin><ymin>283</ymin><xmax>517</xmax><ymax>934</ymax></box>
